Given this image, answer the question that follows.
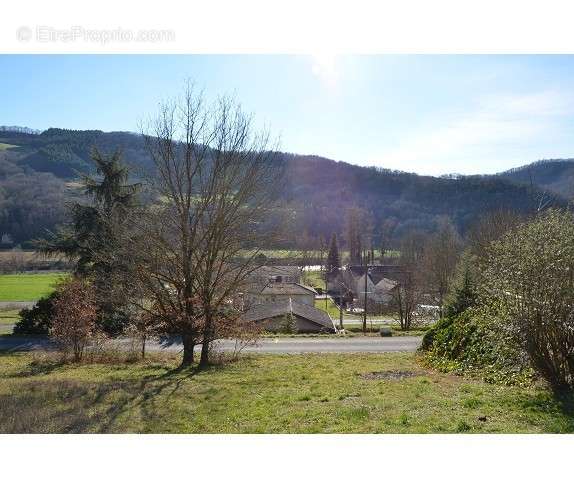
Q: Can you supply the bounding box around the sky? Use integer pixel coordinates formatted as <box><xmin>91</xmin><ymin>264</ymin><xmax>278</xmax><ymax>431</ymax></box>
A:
<box><xmin>2</xmin><ymin>54</ymin><xmax>574</xmax><ymax>175</ymax></box>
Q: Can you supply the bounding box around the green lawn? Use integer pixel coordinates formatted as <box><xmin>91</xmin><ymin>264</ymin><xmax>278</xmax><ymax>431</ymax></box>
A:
<box><xmin>0</xmin><ymin>309</ymin><xmax>19</xmax><ymax>325</ymax></box>
<box><xmin>0</xmin><ymin>310</ymin><xmax>20</xmax><ymax>336</ymax></box>
<box><xmin>0</xmin><ymin>143</ymin><xmax>18</xmax><ymax>151</ymax></box>
<box><xmin>0</xmin><ymin>352</ymin><xmax>572</xmax><ymax>433</ymax></box>
<box><xmin>302</xmin><ymin>270</ymin><xmax>325</xmax><ymax>288</ymax></box>
<box><xmin>0</xmin><ymin>273</ymin><xmax>67</xmax><ymax>301</ymax></box>
<box><xmin>313</xmin><ymin>297</ymin><xmax>412</xmax><ymax>326</ymax></box>
<box><xmin>315</xmin><ymin>296</ymin><xmax>354</xmax><ymax>319</ymax></box>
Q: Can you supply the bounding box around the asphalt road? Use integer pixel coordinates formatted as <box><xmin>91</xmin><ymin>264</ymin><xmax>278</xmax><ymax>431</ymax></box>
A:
<box><xmin>0</xmin><ymin>335</ymin><xmax>422</xmax><ymax>354</ymax></box>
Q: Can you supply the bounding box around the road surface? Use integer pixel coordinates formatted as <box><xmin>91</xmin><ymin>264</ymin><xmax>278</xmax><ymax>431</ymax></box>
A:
<box><xmin>0</xmin><ymin>335</ymin><xmax>421</xmax><ymax>354</ymax></box>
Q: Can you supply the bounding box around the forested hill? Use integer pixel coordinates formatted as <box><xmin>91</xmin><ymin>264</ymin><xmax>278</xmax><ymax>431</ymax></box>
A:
<box><xmin>279</xmin><ymin>153</ymin><xmax>555</xmax><ymax>239</ymax></box>
<box><xmin>0</xmin><ymin>127</ymin><xmax>566</xmax><ymax>246</ymax></box>
<box><xmin>0</xmin><ymin>128</ymin><xmax>151</xmax><ymax>178</ymax></box>
<box><xmin>497</xmin><ymin>159</ymin><xmax>574</xmax><ymax>199</ymax></box>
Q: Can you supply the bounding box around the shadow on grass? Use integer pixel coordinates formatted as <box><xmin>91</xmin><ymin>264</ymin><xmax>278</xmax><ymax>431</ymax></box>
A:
<box><xmin>94</xmin><ymin>364</ymin><xmax>205</xmax><ymax>433</ymax></box>
<box><xmin>0</xmin><ymin>352</ymin><xmax>229</xmax><ymax>433</ymax></box>
<box><xmin>12</xmin><ymin>359</ymin><xmax>67</xmax><ymax>378</ymax></box>
<box><xmin>509</xmin><ymin>389</ymin><xmax>574</xmax><ymax>433</ymax></box>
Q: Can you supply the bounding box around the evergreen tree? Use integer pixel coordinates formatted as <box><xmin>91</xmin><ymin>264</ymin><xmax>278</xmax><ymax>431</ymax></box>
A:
<box><xmin>40</xmin><ymin>148</ymin><xmax>139</xmax><ymax>273</ymax></box>
<box><xmin>443</xmin><ymin>250</ymin><xmax>478</xmax><ymax>318</ymax></box>
<box><xmin>326</xmin><ymin>233</ymin><xmax>340</xmax><ymax>273</ymax></box>
<box><xmin>280</xmin><ymin>312</ymin><xmax>297</xmax><ymax>334</ymax></box>
<box><xmin>39</xmin><ymin>148</ymin><xmax>140</xmax><ymax>334</ymax></box>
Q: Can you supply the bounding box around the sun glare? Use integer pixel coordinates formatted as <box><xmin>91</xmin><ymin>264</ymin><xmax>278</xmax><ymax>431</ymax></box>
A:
<box><xmin>311</xmin><ymin>53</ymin><xmax>339</xmax><ymax>87</ymax></box>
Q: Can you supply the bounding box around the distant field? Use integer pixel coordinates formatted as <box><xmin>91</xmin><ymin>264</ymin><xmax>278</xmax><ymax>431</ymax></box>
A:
<box><xmin>0</xmin><ymin>273</ymin><xmax>67</xmax><ymax>301</ymax></box>
<box><xmin>0</xmin><ymin>143</ymin><xmax>18</xmax><ymax>151</ymax></box>
<box><xmin>0</xmin><ymin>250</ymin><xmax>67</xmax><ymax>263</ymax></box>
<box><xmin>240</xmin><ymin>249</ymin><xmax>400</xmax><ymax>259</ymax></box>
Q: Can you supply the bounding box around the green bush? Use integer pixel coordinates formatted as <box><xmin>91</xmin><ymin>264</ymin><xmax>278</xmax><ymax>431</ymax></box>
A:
<box><xmin>421</xmin><ymin>309</ymin><xmax>533</xmax><ymax>386</ymax></box>
<box><xmin>14</xmin><ymin>291</ymin><xmax>59</xmax><ymax>335</ymax></box>
<box><xmin>13</xmin><ymin>289</ymin><xmax>132</xmax><ymax>336</ymax></box>
<box><xmin>97</xmin><ymin>308</ymin><xmax>132</xmax><ymax>337</ymax></box>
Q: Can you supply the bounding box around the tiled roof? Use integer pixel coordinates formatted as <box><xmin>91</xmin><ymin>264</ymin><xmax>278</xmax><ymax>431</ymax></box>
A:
<box><xmin>374</xmin><ymin>277</ymin><xmax>398</xmax><ymax>292</ymax></box>
<box><xmin>259</xmin><ymin>282</ymin><xmax>317</xmax><ymax>295</ymax></box>
<box><xmin>249</xmin><ymin>265</ymin><xmax>301</xmax><ymax>278</ymax></box>
<box><xmin>242</xmin><ymin>300</ymin><xmax>334</xmax><ymax>329</ymax></box>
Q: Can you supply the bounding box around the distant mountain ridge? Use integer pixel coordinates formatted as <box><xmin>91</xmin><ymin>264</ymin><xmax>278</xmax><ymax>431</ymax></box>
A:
<box><xmin>497</xmin><ymin>159</ymin><xmax>574</xmax><ymax>199</ymax></box>
<box><xmin>0</xmin><ymin>127</ymin><xmax>568</xmax><ymax>246</ymax></box>
<box><xmin>0</xmin><ymin>126</ymin><xmax>41</xmax><ymax>134</ymax></box>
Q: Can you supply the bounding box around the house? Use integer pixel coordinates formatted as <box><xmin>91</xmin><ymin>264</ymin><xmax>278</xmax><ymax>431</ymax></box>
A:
<box><xmin>347</xmin><ymin>264</ymin><xmax>405</xmax><ymax>283</ymax></box>
<box><xmin>255</xmin><ymin>282</ymin><xmax>316</xmax><ymax>306</ymax></box>
<box><xmin>373</xmin><ymin>277</ymin><xmax>399</xmax><ymax>305</ymax></box>
<box><xmin>352</xmin><ymin>273</ymin><xmax>398</xmax><ymax>307</ymax></box>
<box><xmin>246</xmin><ymin>265</ymin><xmax>302</xmax><ymax>288</ymax></box>
<box><xmin>242</xmin><ymin>298</ymin><xmax>334</xmax><ymax>333</ymax></box>
<box><xmin>326</xmin><ymin>265</ymin><xmax>401</xmax><ymax>311</ymax></box>
<box><xmin>242</xmin><ymin>266</ymin><xmax>316</xmax><ymax>308</ymax></box>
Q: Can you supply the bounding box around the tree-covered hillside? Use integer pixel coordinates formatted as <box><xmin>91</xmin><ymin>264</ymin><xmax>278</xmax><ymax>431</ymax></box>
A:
<box><xmin>498</xmin><ymin>158</ymin><xmax>574</xmax><ymax>199</ymax></box>
<box><xmin>0</xmin><ymin>128</ymin><xmax>151</xmax><ymax>178</ymax></box>
<box><xmin>0</xmin><ymin>127</ymin><xmax>566</xmax><ymax>247</ymax></box>
<box><xmin>280</xmin><ymin>153</ymin><xmax>551</xmax><ymax>240</ymax></box>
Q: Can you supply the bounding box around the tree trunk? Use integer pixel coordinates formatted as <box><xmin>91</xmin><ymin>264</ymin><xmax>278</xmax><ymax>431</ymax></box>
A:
<box><xmin>199</xmin><ymin>313</ymin><xmax>213</xmax><ymax>369</ymax></box>
<box><xmin>181</xmin><ymin>332</ymin><xmax>195</xmax><ymax>367</ymax></box>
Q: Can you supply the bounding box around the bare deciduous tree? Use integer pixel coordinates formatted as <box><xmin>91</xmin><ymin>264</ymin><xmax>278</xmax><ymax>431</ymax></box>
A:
<box><xmin>467</xmin><ymin>209</ymin><xmax>524</xmax><ymax>259</ymax></box>
<box><xmin>420</xmin><ymin>218</ymin><xmax>462</xmax><ymax>317</ymax></box>
<box><xmin>125</xmin><ymin>84</ymin><xmax>281</xmax><ymax>368</ymax></box>
<box><xmin>345</xmin><ymin>206</ymin><xmax>364</xmax><ymax>265</ymax></box>
<box><xmin>378</xmin><ymin>217</ymin><xmax>397</xmax><ymax>262</ymax></box>
<box><xmin>392</xmin><ymin>231</ymin><xmax>425</xmax><ymax>330</ymax></box>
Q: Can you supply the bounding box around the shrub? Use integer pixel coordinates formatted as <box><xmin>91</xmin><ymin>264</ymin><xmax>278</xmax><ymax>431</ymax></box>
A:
<box><xmin>14</xmin><ymin>292</ymin><xmax>59</xmax><ymax>335</ymax></box>
<box><xmin>97</xmin><ymin>308</ymin><xmax>132</xmax><ymax>336</ymax></box>
<box><xmin>482</xmin><ymin>209</ymin><xmax>574</xmax><ymax>392</ymax></box>
<box><xmin>50</xmin><ymin>279</ymin><xmax>101</xmax><ymax>361</ymax></box>
<box><xmin>421</xmin><ymin>309</ymin><xmax>533</xmax><ymax>386</ymax></box>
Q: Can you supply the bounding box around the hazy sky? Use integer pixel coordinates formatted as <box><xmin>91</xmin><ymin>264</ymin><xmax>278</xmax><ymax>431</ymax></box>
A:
<box><xmin>2</xmin><ymin>54</ymin><xmax>574</xmax><ymax>175</ymax></box>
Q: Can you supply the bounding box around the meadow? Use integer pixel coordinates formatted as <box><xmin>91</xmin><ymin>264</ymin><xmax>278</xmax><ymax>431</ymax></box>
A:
<box><xmin>0</xmin><ymin>143</ymin><xmax>18</xmax><ymax>151</ymax></box>
<box><xmin>0</xmin><ymin>351</ymin><xmax>572</xmax><ymax>434</ymax></box>
<box><xmin>0</xmin><ymin>273</ymin><xmax>67</xmax><ymax>301</ymax></box>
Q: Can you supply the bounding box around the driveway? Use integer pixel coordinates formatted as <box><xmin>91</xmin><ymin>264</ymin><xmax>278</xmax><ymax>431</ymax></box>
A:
<box><xmin>0</xmin><ymin>335</ymin><xmax>422</xmax><ymax>354</ymax></box>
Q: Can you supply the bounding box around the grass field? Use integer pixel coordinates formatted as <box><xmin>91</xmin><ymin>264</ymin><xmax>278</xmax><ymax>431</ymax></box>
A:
<box><xmin>302</xmin><ymin>269</ymin><xmax>325</xmax><ymax>288</ymax></box>
<box><xmin>0</xmin><ymin>352</ymin><xmax>572</xmax><ymax>433</ymax></box>
<box><xmin>0</xmin><ymin>309</ymin><xmax>19</xmax><ymax>325</ymax></box>
<box><xmin>0</xmin><ymin>310</ymin><xmax>20</xmax><ymax>335</ymax></box>
<box><xmin>0</xmin><ymin>143</ymin><xmax>18</xmax><ymax>151</ymax></box>
<box><xmin>0</xmin><ymin>273</ymin><xmax>67</xmax><ymax>301</ymax></box>
<box><xmin>315</xmin><ymin>296</ymin><xmax>354</xmax><ymax>319</ymax></box>
<box><xmin>312</xmin><ymin>297</ymin><xmax>419</xmax><ymax>330</ymax></box>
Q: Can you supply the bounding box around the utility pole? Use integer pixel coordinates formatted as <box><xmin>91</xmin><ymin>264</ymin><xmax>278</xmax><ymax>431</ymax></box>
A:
<box><xmin>339</xmin><ymin>279</ymin><xmax>344</xmax><ymax>331</ymax></box>
<box><xmin>362</xmin><ymin>249</ymin><xmax>368</xmax><ymax>335</ymax></box>
<box><xmin>324</xmin><ymin>271</ymin><xmax>328</xmax><ymax>312</ymax></box>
